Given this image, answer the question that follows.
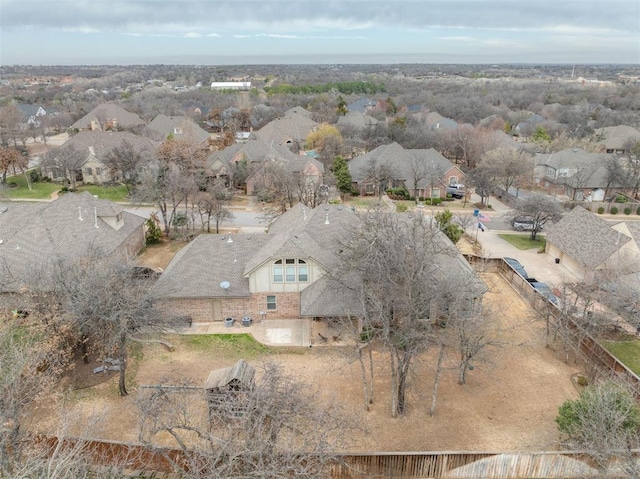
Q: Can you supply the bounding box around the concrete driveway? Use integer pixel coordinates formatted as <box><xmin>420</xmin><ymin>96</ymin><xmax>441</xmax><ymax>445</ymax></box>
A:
<box><xmin>471</xmin><ymin>195</ymin><xmax>581</xmax><ymax>288</ymax></box>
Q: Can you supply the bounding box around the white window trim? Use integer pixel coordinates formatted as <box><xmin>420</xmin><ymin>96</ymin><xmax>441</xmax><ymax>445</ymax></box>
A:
<box><xmin>272</xmin><ymin>259</ymin><xmax>309</xmax><ymax>283</ymax></box>
<box><xmin>266</xmin><ymin>295</ymin><xmax>277</xmax><ymax>311</ymax></box>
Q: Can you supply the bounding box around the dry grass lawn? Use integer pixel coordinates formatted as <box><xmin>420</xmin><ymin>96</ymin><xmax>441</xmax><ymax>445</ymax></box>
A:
<box><xmin>24</xmin><ymin>273</ymin><xmax>582</xmax><ymax>453</ymax></box>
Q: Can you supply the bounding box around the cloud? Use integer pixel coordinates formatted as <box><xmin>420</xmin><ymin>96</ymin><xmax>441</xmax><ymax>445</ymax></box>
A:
<box><xmin>1</xmin><ymin>0</ymin><xmax>636</xmax><ymax>34</ymax></box>
<box><xmin>184</xmin><ymin>32</ymin><xmax>202</xmax><ymax>38</ymax></box>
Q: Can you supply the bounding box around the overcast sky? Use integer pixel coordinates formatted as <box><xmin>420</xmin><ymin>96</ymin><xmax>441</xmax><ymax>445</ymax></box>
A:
<box><xmin>1</xmin><ymin>0</ymin><xmax>639</xmax><ymax>65</ymax></box>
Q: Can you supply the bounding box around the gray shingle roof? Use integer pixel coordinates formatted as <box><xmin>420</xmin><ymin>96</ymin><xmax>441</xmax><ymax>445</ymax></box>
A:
<box><xmin>537</xmin><ymin>148</ymin><xmax>601</xmax><ymax>170</ymax></box>
<box><xmin>71</xmin><ymin>103</ymin><xmax>145</xmax><ymax>130</ymax></box>
<box><xmin>144</xmin><ymin>114</ymin><xmax>211</xmax><ymax>144</ymax></box>
<box><xmin>545</xmin><ymin>206</ymin><xmax>630</xmax><ymax>269</ymax></box>
<box><xmin>252</xmin><ymin>109</ymin><xmax>319</xmax><ymax>145</ymax></box>
<box><xmin>245</xmin><ymin>204</ymin><xmax>357</xmax><ymax>275</ymax></box>
<box><xmin>151</xmin><ymin>234</ymin><xmax>273</xmax><ymax>299</ymax></box>
<box><xmin>209</xmin><ymin>138</ymin><xmax>299</xmax><ymax>170</ymax></box>
<box><xmin>61</xmin><ymin>131</ymin><xmax>158</xmax><ymax>163</ymax></box>
<box><xmin>348</xmin><ymin>142</ymin><xmax>457</xmax><ymax>188</ymax></box>
<box><xmin>337</xmin><ymin>111</ymin><xmax>378</xmax><ymax>129</ymax></box>
<box><xmin>0</xmin><ymin>192</ymin><xmax>145</xmax><ymax>291</ymax></box>
<box><xmin>596</xmin><ymin>125</ymin><xmax>640</xmax><ymax>150</ymax></box>
<box><xmin>536</xmin><ymin>148</ymin><xmax>624</xmax><ymax>189</ymax></box>
<box><xmin>151</xmin><ymin>204</ymin><xmax>485</xmax><ymax>317</ymax></box>
<box><xmin>347</xmin><ymin>98</ymin><xmax>377</xmax><ymax>113</ymax></box>
<box><xmin>300</xmin><ymin>275</ymin><xmax>364</xmax><ymax>317</ymax></box>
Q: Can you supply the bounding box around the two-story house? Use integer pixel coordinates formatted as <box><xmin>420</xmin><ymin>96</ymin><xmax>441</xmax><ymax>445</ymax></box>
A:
<box><xmin>534</xmin><ymin>148</ymin><xmax>624</xmax><ymax>201</ymax></box>
<box><xmin>150</xmin><ymin>204</ymin><xmax>484</xmax><ymax>323</ymax></box>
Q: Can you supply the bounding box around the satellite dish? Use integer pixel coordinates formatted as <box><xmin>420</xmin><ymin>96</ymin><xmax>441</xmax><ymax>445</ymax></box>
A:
<box><xmin>220</xmin><ymin>281</ymin><xmax>231</xmax><ymax>290</ymax></box>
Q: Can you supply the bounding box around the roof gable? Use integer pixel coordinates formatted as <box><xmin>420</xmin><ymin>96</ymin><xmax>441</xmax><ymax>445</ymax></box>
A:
<box><xmin>546</xmin><ymin>206</ymin><xmax>630</xmax><ymax>268</ymax></box>
<box><xmin>144</xmin><ymin>114</ymin><xmax>210</xmax><ymax>144</ymax></box>
<box><xmin>71</xmin><ymin>103</ymin><xmax>145</xmax><ymax>131</ymax></box>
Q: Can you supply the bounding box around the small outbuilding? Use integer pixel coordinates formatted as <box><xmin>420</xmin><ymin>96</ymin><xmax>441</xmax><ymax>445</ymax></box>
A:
<box><xmin>204</xmin><ymin>359</ymin><xmax>255</xmax><ymax>418</ymax></box>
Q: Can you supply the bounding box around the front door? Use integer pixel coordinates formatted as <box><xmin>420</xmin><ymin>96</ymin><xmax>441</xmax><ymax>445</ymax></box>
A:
<box><xmin>211</xmin><ymin>300</ymin><xmax>222</xmax><ymax>322</ymax></box>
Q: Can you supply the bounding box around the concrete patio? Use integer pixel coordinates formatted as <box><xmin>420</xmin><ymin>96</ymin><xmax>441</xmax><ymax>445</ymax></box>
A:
<box><xmin>183</xmin><ymin>318</ymin><xmax>312</xmax><ymax>347</ymax></box>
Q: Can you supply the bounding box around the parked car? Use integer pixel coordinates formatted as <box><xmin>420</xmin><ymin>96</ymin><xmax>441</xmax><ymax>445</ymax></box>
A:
<box><xmin>503</xmin><ymin>257</ymin><xmax>528</xmax><ymax>278</ymax></box>
<box><xmin>511</xmin><ymin>216</ymin><xmax>541</xmax><ymax>232</ymax></box>
<box><xmin>446</xmin><ymin>185</ymin><xmax>465</xmax><ymax>199</ymax></box>
<box><xmin>529</xmin><ymin>281</ymin><xmax>558</xmax><ymax>305</ymax></box>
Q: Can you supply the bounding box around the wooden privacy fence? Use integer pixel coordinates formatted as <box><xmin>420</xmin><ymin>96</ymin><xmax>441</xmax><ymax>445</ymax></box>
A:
<box><xmin>35</xmin><ymin>436</ymin><xmax>605</xmax><ymax>479</ymax></box>
<box><xmin>331</xmin><ymin>452</ymin><xmax>498</xmax><ymax>478</ymax></box>
<box><xmin>466</xmin><ymin>255</ymin><xmax>640</xmax><ymax>392</ymax></box>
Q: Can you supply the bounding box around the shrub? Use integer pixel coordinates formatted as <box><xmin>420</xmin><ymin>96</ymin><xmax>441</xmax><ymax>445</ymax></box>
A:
<box><xmin>431</xmin><ymin>198</ymin><xmax>442</xmax><ymax>206</ymax></box>
<box><xmin>610</xmin><ymin>206</ymin><xmax>618</xmax><ymax>214</ymax></box>
<box><xmin>615</xmin><ymin>195</ymin><xmax>627</xmax><ymax>203</ymax></box>
<box><xmin>624</xmin><ymin>207</ymin><xmax>632</xmax><ymax>215</ymax></box>
<box><xmin>637</xmin><ymin>206</ymin><xmax>640</xmax><ymax>215</ymax></box>
<box><xmin>29</xmin><ymin>170</ymin><xmax>42</xmax><ymax>183</ymax></box>
<box><xmin>385</xmin><ymin>187</ymin><xmax>409</xmax><ymax>200</ymax></box>
<box><xmin>145</xmin><ymin>217</ymin><xmax>163</xmax><ymax>244</ymax></box>
<box><xmin>396</xmin><ymin>203</ymin><xmax>408</xmax><ymax>212</ymax></box>
<box><xmin>597</xmin><ymin>206</ymin><xmax>605</xmax><ymax>214</ymax></box>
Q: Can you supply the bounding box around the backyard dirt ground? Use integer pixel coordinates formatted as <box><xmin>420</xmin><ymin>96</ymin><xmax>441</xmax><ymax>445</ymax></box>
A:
<box><xmin>24</xmin><ymin>272</ymin><xmax>583</xmax><ymax>453</ymax></box>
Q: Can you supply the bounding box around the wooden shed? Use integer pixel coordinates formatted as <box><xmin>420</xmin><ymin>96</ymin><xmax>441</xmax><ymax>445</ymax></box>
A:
<box><xmin>204</xmin><ymin>359</ymin><xmax>255</xmax><ymax>418</ymax></box>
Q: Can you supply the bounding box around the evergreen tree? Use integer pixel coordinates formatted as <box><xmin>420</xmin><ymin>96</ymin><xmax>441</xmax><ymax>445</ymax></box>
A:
<box><xmin>333</xmin><ymin>156</ymin><xmax>353</xmax><ymax>199</ymax></box>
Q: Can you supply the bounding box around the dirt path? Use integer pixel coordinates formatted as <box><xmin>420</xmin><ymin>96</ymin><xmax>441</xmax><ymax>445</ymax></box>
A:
<box><xmin>25</xmin><ymin>274</ymin><xmax>581</xmax><ymax>452</ymax></box>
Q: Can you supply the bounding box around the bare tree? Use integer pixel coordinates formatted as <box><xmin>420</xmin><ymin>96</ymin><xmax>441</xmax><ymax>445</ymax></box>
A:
<box><xmin>334</xmin><ymin>211</ymin><xmax>484</xmax><ymax>417</ymax></box>
<box><xmin>514</xmin><ymin>192</ymin><xmax>563</xmax><ymax>240</ymax></box>
<box><xmin>136</xmin><ymin>361</ymin><xmax>360</xmax><ymax>479</ymax></box>
<box><xmin>40</xmin><ymin>144</ymin><xmax>86</xmax><ymax>189</ymax></box>
<box><xmin>623</xmin><ymin>140</ymin><xmax>640</xmax><ymax>199</ymax></box>
<box><xmin>254</xmin><ymin>161</ymin><xmax>297</xmax><ymax>224</ymax></box>
<box><xmin>56</xmin><ymin>250</ymin><xmax>156</xmax><ymax>396</ymax></box>
<box><xmin>104</xmin><ymin>139</ymin><xmax>153</xmax><ymax>194</ymax></box>
<box><xmin>366</xmin><ymin>159</ymin><xmax>397</xmax><ymax>200</ymax></box>
<box><xmin>468</xmin><ymin>164</ymin><xmax>495</xmax><ymax>207</ymax></box>
<box><xmin>135</xmin><ymin>137</ymin><xmax>206</xmax><ymax>236</ymax></box>
<box><xmin>480</xmin><ymin>147</ymin><xmax>534</xmax><ymax>195</ymax></box>
<box><xmin>0</xmin><ymin>104</ymin><xmax>22</xmax><ymax>148</ymax></box>
<box><xmin>0</xmin><ymin>147</ymin><xmax>28</xmax><ymax>185</ymax></box>
<box><xmin>0</xmin><ymin>319</ymin><xmax>71</xmax><ymax>473</ymax></box>
<box><xmin>196</xmin><ymin>179</ymin><xmax>234</xmax><ymax>233</ymax></box>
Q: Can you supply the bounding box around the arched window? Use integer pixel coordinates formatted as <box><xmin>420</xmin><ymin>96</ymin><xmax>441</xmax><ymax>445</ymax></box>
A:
<box><xmin>272</xmin><ymin>259</ymin><xmax>308</xmax><ymax>283</ymax></box>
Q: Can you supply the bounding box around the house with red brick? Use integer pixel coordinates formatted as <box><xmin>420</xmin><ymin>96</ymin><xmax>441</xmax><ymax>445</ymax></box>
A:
<box><xmin>348</xmin><ymin>142</ymin><xmax>465</xmax><ymax>198</ymax></box>
<box><xmin>150</xmin><ymin>203</ymin><xmax>483</xmax><ymax>323</ymax></box>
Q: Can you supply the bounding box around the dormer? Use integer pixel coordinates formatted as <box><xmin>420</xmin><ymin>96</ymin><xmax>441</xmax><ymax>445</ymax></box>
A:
<box><xmin>95</xmin><ymin>204</ymin><xmax>125</xmax><ymax>231</ymax></box>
